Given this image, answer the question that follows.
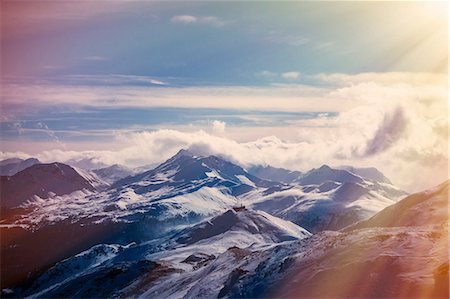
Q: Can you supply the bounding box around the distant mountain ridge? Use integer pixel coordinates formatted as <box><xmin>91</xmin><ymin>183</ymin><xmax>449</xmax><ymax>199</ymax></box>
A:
<box><xmin>93</xmin><ymin>164</ymin><xmax>135</xmax><ymax>184</ymax></box>
<box><xmin>247</xmin><ymin>165</ymin><xmax>302</xmax><ymax>184</ymax></box>
<box><xmin>0</xmin><ymin>158</ymin><xmax>40</xmax><ymax>176</ymax></box>
<box><xmin>0</xmin><ymin>162</ymin><xmax>107</xmax><ymax>210</ymax></box>
<box><xmin>338</xmin><ymin>165</ymin><xmax>392</xmax><ymax>184</ymax></box>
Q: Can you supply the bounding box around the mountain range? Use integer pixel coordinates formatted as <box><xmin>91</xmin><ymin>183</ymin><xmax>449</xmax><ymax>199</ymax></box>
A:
<box><xmin>0</xmin><ymin>149</ymin><xmax>447</xmax><ymax>298</ymax></box>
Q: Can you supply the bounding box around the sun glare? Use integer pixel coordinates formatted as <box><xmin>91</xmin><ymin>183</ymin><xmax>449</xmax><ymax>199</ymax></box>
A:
<box><xmin>418</xmin><ymin>0</ymin><xmax>448</xmax><ymax>21</ymax></box>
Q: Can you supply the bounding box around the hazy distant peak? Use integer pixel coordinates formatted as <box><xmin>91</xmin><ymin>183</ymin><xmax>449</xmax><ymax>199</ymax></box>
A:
<box><xmin>0</xmin><ymin>157</ymin><xmax>41</xmax><ymax>176</ymax></box>
<box><xmin>0</xmin><ymin>158</ymin><xmax>25</xmax><ymax>166</ymax></box>
<box><xmin>247</xmin><ymin>165</ymin><xmax>302</xmax><ymax>184</ymax></box>
<box><xmin>339</xmin><ymin>165</ymin><xmax>392</xmax><ymax>184</ymax></box>
<box><xmin>317</xmin><ymin>164</ymin><xmax>332</xmax><ymax>171</ymax></box>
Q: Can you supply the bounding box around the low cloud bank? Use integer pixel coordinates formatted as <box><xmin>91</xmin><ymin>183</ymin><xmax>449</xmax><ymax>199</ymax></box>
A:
<box><xmin>1</xmin><ymin>72</ymin><xmax>447</xmax><ymax>192</ymax></box>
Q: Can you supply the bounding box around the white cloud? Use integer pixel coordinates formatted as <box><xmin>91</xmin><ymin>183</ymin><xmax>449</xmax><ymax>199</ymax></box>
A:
<box><xmin>266</xmin><ymin>31</ymin><xmax>309</xmax><ymax>46</ymax></box>
<box><xmin>313</xmin><ymin>72</ymin><xmax>446</xmax><ymax>87</ymax></box>
<box><xmin>211</xmin><ymin>120</ymin><xmax>226</xmax><ymax>133</ymax></box>
<box><xmin>171</xmin><ymin>15</ymin><xmax>226</xmax><ymax>26</ymax></box>
<box><xmin>82</xmin><ymin>56</ymin><xmax>109</xmax><ymax>61</ymax></box>
<box><xmin>1</xmin><ymin>82</ymin><xmax>346</xmax><ymax>112</ymax></box>
<box><xmin>256</xmin><ymin>71</ymin><xmax>301</xmax><ymax>81</ymax></box>
<box><xmin>256</xmin><ymin>70</ymin><xmax>278</xmax><ymax>78</ymax></box>
<box><xmin>281</xmin><ymin>72</ymin><xmax>300</xmax><ymax>80</ymax></box>
<box><xmin>171</xmin><ymin>15</ymin><xmax>197</xmax><ymax>24</ymax></box>
<box><xmin>148</xmin><ymin>79</ymin><xmax>167</xmax><ymax>86</ymax></box>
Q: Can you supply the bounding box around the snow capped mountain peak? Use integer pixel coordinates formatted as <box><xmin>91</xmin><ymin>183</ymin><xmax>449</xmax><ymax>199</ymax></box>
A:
<box><xmin>113</xmin><ymin>150</ymin><xmax>278</xmax><ymax>198</ymax></box>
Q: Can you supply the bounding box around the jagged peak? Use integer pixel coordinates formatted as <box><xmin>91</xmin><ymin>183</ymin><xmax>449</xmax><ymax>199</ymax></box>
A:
<box><xmin>173</xmin><ymin>148</ymin><xmax>195</xmax><ymax>159</ymax></box>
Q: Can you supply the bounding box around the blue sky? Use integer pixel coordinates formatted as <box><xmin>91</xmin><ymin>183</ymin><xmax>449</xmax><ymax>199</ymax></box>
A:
<box><xmin>2</xmin><ymin>1</ymin><xmax>447</xmax><ymax>80</ymax></box>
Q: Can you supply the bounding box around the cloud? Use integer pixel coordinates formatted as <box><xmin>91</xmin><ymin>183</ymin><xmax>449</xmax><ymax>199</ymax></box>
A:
<box><xmin>82</xmin><ymin>56</ymin><xmax>109</xmax><ymax>61</ymax></box>
<box><xmin>281</xmin><ymin>72</ymin><xmax>300</xmax><ymax>80</ymax></box>
<box><xmin>315</xmin><ymin>41</ymin><xmax>335</xmax><ymax>51</ymax></box>
<box><xmin>256</xmin><ymin>70</ymin><xmax>301</xmax><ymax>81</ymax></box>
<box><xmin>266</xmin><ymin>31</ymin><xmax>309</xmax><ymax>46</ymax></box>
<box><xmin>171</xmin><ymin>15</ymin><xmax>226</xmax><ymax>26</ymax></box>
<box><xmin>40</xmin><ymin>74</ymin><xmax>169</xmax><ymax>86</ymax></box>
<box><xmin>171</xmin><ymin>15</ymin><xmax>197</xmax><ymax>24</ymax></box>
<box><xmin>313</xmin><ymin>72</ymin><xmax>446</xmax><ymax>87</ymax></box>
<box><xmin>1</xmin><ymin>81</ymin><xmax>346</xmax><ymax>113</ymax></box>
<box><xmin>35</xmin><ymin>122</ymin><xmax>66</xmax><ymax>150</ymax></box>
<box><xmin>256</xmin><ymin>70</ymin><xmax>278</xmax><ymax>78</ymax></box>
<box><xmin>211</xmin><ymin>120</ymin><xmax>226</xmax><ymax>133</ymax></box>
<box><xmin>148</xmin><ymin>79</ymin><xmax>167</xmax><ymax>86</ymax></box>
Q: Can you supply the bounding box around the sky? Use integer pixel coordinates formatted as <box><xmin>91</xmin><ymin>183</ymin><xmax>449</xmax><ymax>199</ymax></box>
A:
<box><xmin>0</xmin><ymin>0</ymin><xmax>448</xmax><ymax>192</ymax></box>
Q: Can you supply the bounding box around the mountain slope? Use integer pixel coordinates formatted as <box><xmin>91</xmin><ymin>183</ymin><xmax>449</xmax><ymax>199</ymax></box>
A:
<box><xmin>229</xmin><ymin>181</ymin><xmax>449</xmax><ymax>299</ymax></box>
<box><xmin>345</xmin><ymin>180</ymin><xmax>449</xmax><ymax>230</ymax></box>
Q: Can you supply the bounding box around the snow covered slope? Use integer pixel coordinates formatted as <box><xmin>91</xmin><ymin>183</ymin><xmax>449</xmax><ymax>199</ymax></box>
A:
<box><xmin>10</xmin><ymin>208</ymin><xmax>310</xmax><ymax>298</ymax></box>
<box><xmin>20</xmin><ymin>177</ymin><xmax>445</xmax><ymax>299</ymax></box>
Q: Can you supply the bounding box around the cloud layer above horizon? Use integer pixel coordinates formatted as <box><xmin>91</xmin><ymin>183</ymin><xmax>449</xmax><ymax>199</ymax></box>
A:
<box><xmin>1</xmin><ymin>72</ymin><xmax>447</xmax><ymax>193</ymax></box>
